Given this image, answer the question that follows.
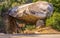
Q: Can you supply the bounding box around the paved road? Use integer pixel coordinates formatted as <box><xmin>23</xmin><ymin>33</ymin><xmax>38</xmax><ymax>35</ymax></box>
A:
<box><xmin>0</xmin><ymin>33</ymin><xmax>60</xmax><ymax>38</ymax></box>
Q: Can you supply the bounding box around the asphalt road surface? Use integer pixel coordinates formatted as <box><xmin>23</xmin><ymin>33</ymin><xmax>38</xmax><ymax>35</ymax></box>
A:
<box><xmin>0</xmin><ymin>33</ymin><xmax>60</xmax><ymax>38</ymax></box>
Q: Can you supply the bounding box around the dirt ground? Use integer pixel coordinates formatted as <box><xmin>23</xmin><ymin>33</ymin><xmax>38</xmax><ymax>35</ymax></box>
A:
<box><xmin>22</xmin><ymin>27</ymin><xmax>60</xmax><ymax>34</ymax></box>
<box><xmin>0</xmin><ymin>26</ymin><xmax>60</xmax><ymax>34</ymax></box>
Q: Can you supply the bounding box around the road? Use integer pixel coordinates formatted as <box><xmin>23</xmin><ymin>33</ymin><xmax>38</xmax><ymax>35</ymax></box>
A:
<box><xmin>0</xmin><ymin>33</ymin><xmax>60</xmax><ymax>38</ymax></box>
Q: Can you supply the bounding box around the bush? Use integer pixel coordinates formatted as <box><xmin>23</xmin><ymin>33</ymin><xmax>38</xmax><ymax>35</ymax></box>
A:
<box><xmin>46</xmin><ymin>12</ymin><xmax>60</xmax><ymax>31</ymax></box>
<box><xmin>25</xmin><ymin>24</ymin><xmax>35</xmax><ymax>30</ymax></box>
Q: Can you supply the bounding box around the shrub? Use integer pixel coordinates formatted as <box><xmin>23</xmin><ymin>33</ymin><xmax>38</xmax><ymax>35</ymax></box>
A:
<box><xmin>25</xmin><ymin>24</ymin><xmax>35</xmax><ymax>30</ymax></box>
<box><xmin>46</xmin><ymin>12</ymin><xmax>60</xmax><ymax>31</ymax></box>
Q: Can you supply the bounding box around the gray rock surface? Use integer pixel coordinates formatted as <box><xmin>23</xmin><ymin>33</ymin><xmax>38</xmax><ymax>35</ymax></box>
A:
<box><xmin>2</xmin><ymin>1</ymin><xmax>54</xmax><ymax>34</ymax></box>
<box><xmin>7</xmin><ymin>1</ymin><xmax>54</xmax><ymax>28</ymax></box>
<box><xmin>8</xmin><ymin>1</ymin><xmax>53</xmax><ymax>23</ymax></box>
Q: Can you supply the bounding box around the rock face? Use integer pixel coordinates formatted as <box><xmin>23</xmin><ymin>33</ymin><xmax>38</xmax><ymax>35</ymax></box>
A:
<box><xmin>8</xmin><ymin>1</ymin><xmax>53</xmax><ymax>25</ymax></box>
<box><xmin>8</xmin><ymin>1</ymin><xmax>54</xmax><ymax>29</ymax></box>
<box><xmin>2</xmin><ymin>1</ymin><xmax>54</xmax><ymax>34</ymax></box>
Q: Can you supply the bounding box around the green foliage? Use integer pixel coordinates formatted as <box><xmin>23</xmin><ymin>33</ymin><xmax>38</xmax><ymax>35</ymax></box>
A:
<box><xmin>32</xmin><ymin>0</ymin><xmax>38</xmax><ymax>2</ymax></box>
<box><xmin>38</xmin><ymin>0</ymin><xmax>60</xmax><ymax>12</ymax></box>
<box><xmin>46</xmin><ymin>12</ymin><xmax>60</xmax><ymax>31</ymax></box>
<box><xmin>47</xmin><ymin>0</ymin><xmax>60</xmax><ymax>12</ymax></box>
<box><xmin>0</xmin><ymin>0</ymin><xmax>60</xmax><ymax>12</ymax></box>
<box><xmin>25</xmin><ymin>24</ymin><xmax>35</xmax><ymax>30</ymax></box>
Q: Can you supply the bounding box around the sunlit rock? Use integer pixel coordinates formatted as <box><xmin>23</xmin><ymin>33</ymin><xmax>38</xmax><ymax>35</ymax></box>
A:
<box><xmin>8</xmin><ymin>1</ymin><xmax>54</xmax><ymax>27</ymax></box>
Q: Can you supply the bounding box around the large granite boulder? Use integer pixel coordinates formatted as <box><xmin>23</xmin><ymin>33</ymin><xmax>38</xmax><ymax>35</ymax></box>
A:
<box><xmin>8</xmin><ymin>1</ymin><xmax>53</xmax><ymax>27</ymax></box>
